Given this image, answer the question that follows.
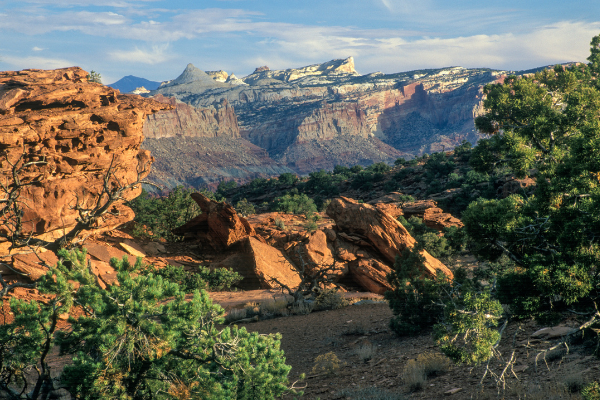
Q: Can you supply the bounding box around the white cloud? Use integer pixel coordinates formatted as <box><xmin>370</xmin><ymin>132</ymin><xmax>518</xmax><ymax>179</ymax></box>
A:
<box><xmin>19</xmin><ymin>0</ymin><xmax>158</xmax><ymax>7</ymax></box>
<box><xmin>1</xmin><ymin>55</ymin><xmax>73</xmax><ymax>70</ymax></box>
<box><xmin>32</xmin><ymin>46</ymin><xmax>44</xmax><ymax>51</ymax></box>
<box><xmin>240</xmin><ymin>20</ymin><xmax>600</xmax><ymax>74</ymax></box>
<box><xmin>108</xmin><ymin>44</ymin><xmax>174</xmax><ymax>64</ymax></box>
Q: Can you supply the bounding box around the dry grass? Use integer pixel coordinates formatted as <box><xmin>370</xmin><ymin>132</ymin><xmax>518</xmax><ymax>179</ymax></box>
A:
<box><xmin>224</xmin><ymin>308</ymin><xmax>247</xmax><ymax>324</ymax></box>
<box><xmin>402</xmin><ymin>352</ymin><xmax>450</xmax><ymax>392</ymax></box>
<box><xmin>355</xmin><ymin>342</ymin><xmax>376</xmax><ymax>363</ymax></box>
<box><xmin>343</xmin><ymin>320</ymin><xmax>370</xmax><ymax>335</ymax></box>
<box><xmin>417</xmin><ymin>352</ymin><xmax>451</xmax><ymax>378</ymax></box>
<box><xmin>402</xmin><ymin>358</ymin><xmax>425</xmax><ymax>392</ymax></box>
<box><xmin>259</xmin><ymin>299</ymin><xmax>289</xmax><ymax>317</ymax></box>
<box><xmin>314</xmin><ymin>289</ymin><xmax>349</xmax><ymax>311</ymax></box>
<box><xmin>291</xmin><ymin>301</ymin><xmax>314</xmax><ymax>315</ymax></box>
<box><xmin>312</xmin><ymin>351</ymin><xmax>343</xmax><ymax>375</ymax></box>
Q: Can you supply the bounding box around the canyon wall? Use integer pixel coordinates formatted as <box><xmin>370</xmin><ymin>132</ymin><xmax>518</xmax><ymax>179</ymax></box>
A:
<box><xmin>143</xmin><ymin>94</ymin><xmax>239</xmax><ymax>139</ymax></box>
<box><xmin>141</xmin><ymin>94</ymin><xmax>291</xmax><ymax>189</ymax></box>
<box><xmin>145</xmin><ymin>58</ymin><xmax>504</xmax><ymax>185</ymax></box>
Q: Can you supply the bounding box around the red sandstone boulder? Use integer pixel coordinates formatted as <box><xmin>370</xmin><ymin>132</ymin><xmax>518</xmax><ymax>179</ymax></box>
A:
<box><xmin>348</xmin><ymin>257</ymin><xmax>393</xmax><ymax>295</ymax></box>
<box><xmin>0</xmin><ymin>67</ymin><xmax>171</xmax><ymax>250</ymax></box>
<box><xmin>173</xmin><ymin>193</ymin><xmax>262</xmax><ymax>250</ymax></box>
<box><xmin>10</xmin><ymin>251</ymin><xmax>59</xmax><ymax>281</ymax></box>
<box><xmin>326</xmin><ymin>197</ymin><xmax>453</xmax><ymax>280</ymax></box>
<box><xmin>212</xmin><ymin>236</ymin><xmax>301</xmax><ymax>290</ymax></box>
<box><xmin>402</xmin><ymin>200</ymin><xmax>463</xmax><ymax>230</ymax></box>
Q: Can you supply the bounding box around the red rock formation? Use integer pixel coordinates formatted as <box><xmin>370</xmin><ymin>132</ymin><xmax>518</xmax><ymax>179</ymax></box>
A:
<box><xmin>0</xmin><ymin>67</ymin><xmax>171</xmax><ymax>250</ymax></box>
<box><xmin>348</xmin><ymin>257</ymin><xmax>392</xmax><ymax>295</ymax></box>
<box><xmin>153</xmin><ymin>61</ymin><xmax>498</xmax><ymax>180</ymax></box>
<box><xmin>402</xmin><ymin>200</ymin><xmax>463</xmax><ymax>230</ymax></box>
<box><xmin>173</xmin><ymin>192</ymin><xmax>262</xmax><ymax>250</ymax></box>
<box><xmin>212</xmin><ymin>236</ymin><xmax>301</xmax><ymax>290</ymax></box>
<box><xmin>326</xmin><ymin>197</ymin><xmax>452</xmax><ymax>280</ymax></box>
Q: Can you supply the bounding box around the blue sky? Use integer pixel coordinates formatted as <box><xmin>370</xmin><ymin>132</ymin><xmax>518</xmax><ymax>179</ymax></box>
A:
<box><xmin>1</xmin><ymin>0</ymin><xmax>600</xmax><ymax>84</ymax></box>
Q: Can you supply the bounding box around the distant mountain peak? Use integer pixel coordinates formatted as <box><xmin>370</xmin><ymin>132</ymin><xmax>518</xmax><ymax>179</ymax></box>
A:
<box><xmin>242</xmin><ymin>56</ymin><xmax>359</xmax><ymax>86</ymax></box>
<box><xmin>157</xmin><ymin>63</ymin><xmax>226</xmax><ymax>91</ymax></box>
<box><xmin>107</xmin><ymin>76</ymin><xmax>161</xmax><ymax>93</ymax></box>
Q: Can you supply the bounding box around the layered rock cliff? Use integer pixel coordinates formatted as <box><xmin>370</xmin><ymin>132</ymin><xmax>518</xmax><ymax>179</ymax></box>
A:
<box><xmin>141</xmin><ymin>94</ymin><xmax>292</xmax><ymax>189</ymax></box>
<box><xmin>143</xmin><ymin>94</ymin><xmax>239</xmax><ymax>139</ymax></box>
<box><xmin>0</xmin><ymin>67</ymin><xmax>170</xmax><ymax>249</ymax></box>
<box><xmin>148</xmin><ymin>58</ymin><xmax>504</xmax><ymax>178</ymax></box>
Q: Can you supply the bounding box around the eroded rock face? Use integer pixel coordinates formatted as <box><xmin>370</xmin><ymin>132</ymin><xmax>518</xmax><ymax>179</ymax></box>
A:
<box><xmin>0</xmin><ymin>67</ymin><xmax>171</xmax><ymax>245</ymax></box>
<box><xmin>143</xmin><ymin>95</ymin><xmax>239</xmax><ymax>139</ymax></box>
<box><xmin>326</xmin><ymin>197</ymin><xmax>453</xmax><ymax>280</ymax></box>
<box><xmin>212</xmin><ymin>236</ymin><xmax>301</xmax><ymax>290</ymax></box>
<box><xmin>152</xmin><ymin>60</ymin><xmax>504</xmax><ymax>178</ymax></box>
<box><xmin>173</xmin><ymin>192</ymin><xmax>260</xmax><ymax>250</ymax></box>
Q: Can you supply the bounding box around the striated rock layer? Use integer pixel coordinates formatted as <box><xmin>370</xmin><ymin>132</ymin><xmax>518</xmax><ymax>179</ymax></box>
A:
<box><xmin>0</xmin><ymin>67</ymin><xmax>171</xmax><ymax>246</ymax></box>
<box><xmin>141</xmin><ymin>94</ymin><xmax>293</xmax><ymax>189</ymax></box>
<box><xmin>149</xmin><ymin>59</ymin><xmax>506</xmax><ymax>178</ymax></box>
<box><xmin>143</xmin><ymin>94</ymin><xmax>239</xmax><ymax>139</ymax></box>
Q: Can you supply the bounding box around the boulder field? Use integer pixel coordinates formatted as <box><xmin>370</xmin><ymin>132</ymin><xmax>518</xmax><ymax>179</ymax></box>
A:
<box><xmin>175</xmin><ymin>193</ymin><xmax>455</xmax><ymax>295</ymax></box>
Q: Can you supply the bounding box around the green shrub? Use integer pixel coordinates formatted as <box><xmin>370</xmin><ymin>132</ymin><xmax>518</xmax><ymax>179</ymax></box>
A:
<box><xmin>393</xmin><ymin>167</ymin><xmax>414</xmax><ymax>181</ymax></box>
<box><xmin>424</xmin><ymin>152</ymin><xmax>456</xmax><ymax>177</ymax></box>
<box><xmin>385</xmin><ymin>245</ymin><xmax>450</xmax><ymax>336</ymax></box>
<box><xmin>278</xmin><ymin>172</ymin><xmax>298</xmax><ymax>186</ymax></box>
<box><xmin>128</xmin><ymin>187</ymin><xmax>205</xmax><ymax>242</ymax></box>
<box><xmin>304</xmin><ymin>170</ymin><xmax>342</xmax><ymax>195</ymax></box>
<box><xmin>234</xmin><ymin>198</ymin><xmax>256</xmax><ymax>216</ymax></box>
<box><xmin>582</xmin><ymin>381</ymin><xmax>600</xmax><ymax>400</ymax></box>
<box><xmin>386</xmin><ymin>246</ymin><xmax>503</xmax><ymax>365</ymax></box>
<box><xmin>366</xmin><ymin>162</ymin><xmax>391</xmax><ymax>174</ymax></box>
<box><xmin>398</xmin><ymin>216</ymin><xmax>461</xmax><ymax>258</ymax></box>
<box><xmin>304</xmin><ymin>220</ymin><xmax>318</xmax><ymax>232</ymax></box>
<box><xmin>271</xmin><ymin>193</ymin><xmax>317</xmax><ymax>215</ymax></box>
<box><xmin>216</xmin><ymin>179</ymin><xmax>238</xmax><ymax>197</ymax></box>
<box><xmin>197</xmin><ymin>265</ymin><xmax>242</xmax><ymax>291</ymax></box>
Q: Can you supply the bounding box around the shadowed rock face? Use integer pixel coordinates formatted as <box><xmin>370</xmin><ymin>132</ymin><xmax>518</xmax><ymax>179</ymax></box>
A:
<box><xmin>0</xmin><ymin>67</ymin><xmax>171</xmax><ymax>246</ymax></box>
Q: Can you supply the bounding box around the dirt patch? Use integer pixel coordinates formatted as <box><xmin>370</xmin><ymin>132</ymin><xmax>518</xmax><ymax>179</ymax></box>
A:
<box><xmin>237</xmin><ymin>303</ymin><xmax>600</xmax><ymax>399</ymax></box>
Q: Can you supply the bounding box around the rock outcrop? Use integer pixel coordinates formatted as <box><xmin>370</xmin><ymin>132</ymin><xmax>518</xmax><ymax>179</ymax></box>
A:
<box><xmin>143</xmin><ymin>95</ymin><xmax>239</xmax><ymax>139</ymax></box>
<box><xmin>141</xmin><ymin>93</ymin><xmax>292</xmax><ymax>190</ymax></box>
<box><xmin>401</xmin><ymin>200</ymin><xmax>464</xmax><ymax>230</ymax></box>
<box><xmin>213</xmin><ymin>237</ymin><xmax>301</xmax><ymax>290</ymax></box>
<box><xmin>0</xmin><ymin>67</ymin><xmax>170</xmax><ymax>249</ymax></box>
<box><xmin>173</xmin><ymin>192</ymin><xmax>260</xmax><ymax>250</ymax></box>
<box><xmin>326</xmin><ymin>197</ymin><xmax>453</xmax><ymax>280</ymax></box>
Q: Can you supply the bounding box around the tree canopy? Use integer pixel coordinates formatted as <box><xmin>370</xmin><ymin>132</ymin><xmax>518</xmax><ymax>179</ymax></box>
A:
<box><xmin>465</xmin><ymin>35</ymin><xmax>600</xmax><ymax>317</ymax></box>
